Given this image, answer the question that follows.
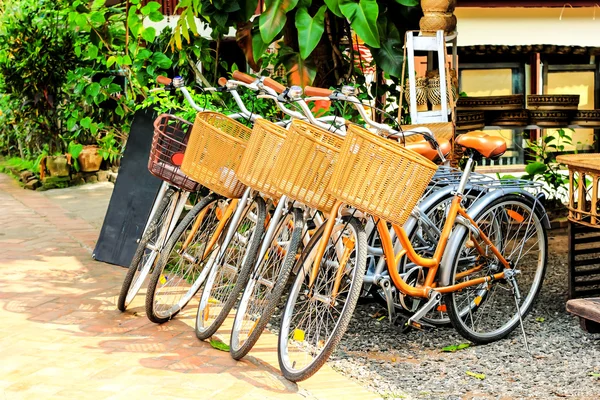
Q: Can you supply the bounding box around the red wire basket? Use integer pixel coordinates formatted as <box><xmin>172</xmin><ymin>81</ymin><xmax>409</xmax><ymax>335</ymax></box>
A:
<box><xmin>148</xmin><ymin>114</ymin><xmax>200</xmax><ymax>192</ymax></box>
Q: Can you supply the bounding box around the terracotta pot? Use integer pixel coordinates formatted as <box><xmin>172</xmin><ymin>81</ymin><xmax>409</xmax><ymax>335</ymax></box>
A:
<box><xmin>45</xmin><ymin>155</ymin><xmax>70</xmax><ymax>177</ymax></box>
<box><xmin>78</xmin><ymin>145</ymin><xmax>103</xmax><ymax>172</ymax></box>
<box><xmin>422</xmin><ymin>0</ymin><xmax>456</xmax><ymax>13</ymax></box>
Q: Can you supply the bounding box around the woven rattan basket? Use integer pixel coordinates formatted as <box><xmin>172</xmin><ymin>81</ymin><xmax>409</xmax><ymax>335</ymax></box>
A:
<box><xmin>237</xmin><ymin>119</ymin><xmax>287</xmax><ymax>199</ymax></box>
<box><xmin>149</xmin><ymin>114</ymin><xmax>199</xmax><ymax>192</ymax></box>
<box><xmin>270</xmin><ymin>119</ymin><xmax>344</xmax><ymax>212</ymax></box>
<box><xmin>181</xmin><ymin>112</ymin><xmax>252</xmax><ymax>198</ymax></box>
<box><xmin>328</xmin><ymin>125</ymin><xmax>438</xmax><ymax>227</ymax></box>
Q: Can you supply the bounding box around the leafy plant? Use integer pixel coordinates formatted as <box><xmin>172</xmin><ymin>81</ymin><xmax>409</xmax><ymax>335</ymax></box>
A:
<box><xmin>173</xmin><ymin>0</ymin><xmax>423</xmax><ymax>87</ymax></box>
<box><xmin>97</xmin><ymin>133</ymin><xmax>120</xmax><ymax>164</ymax></box>
<box><xmin>522</xmin><ymin>128</ymin><xmax>573</xmax><ymax>202</ymax></box>
<box><xmin>67</xmin><ymin>141</ymin><xmax>84</xmax><ymax>172</ymax></box>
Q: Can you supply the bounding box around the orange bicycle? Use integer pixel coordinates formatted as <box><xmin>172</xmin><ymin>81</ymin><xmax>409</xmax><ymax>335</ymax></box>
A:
<box><xmin>278</xmin><ymin>126</ymin><xmax>549</xmax><ymax>382</ymax></box>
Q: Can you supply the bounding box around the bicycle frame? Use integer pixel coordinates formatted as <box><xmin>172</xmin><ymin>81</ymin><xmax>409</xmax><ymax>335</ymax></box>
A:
<box><xmin>309</xmin><ymin>156</ymin><xmax>513</xmax><ymax>300</ymax></box>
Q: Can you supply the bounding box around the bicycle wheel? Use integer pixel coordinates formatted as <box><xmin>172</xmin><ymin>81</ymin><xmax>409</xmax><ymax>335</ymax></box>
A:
<box><xmin>195</xmin><ymin>196</ymin><xmax>267</xmax><ymax>340</ymax></box>
<box><xmin>118</xmin><ymin>188</ymin><xmax>176</xmax><ymax>311</ymax></box>
<box><xmin>230</xmin><ymin>208</ymin><xmax>304</xmax><ymax>360</ymax></box>
<box><xmin>145</xmin><ymin>193</ymin><xmax>220</xmax><ymax>324</ymax></box>
<box><xmin>278</xmin><ymin>217</ymin><xmax>366</xmax><ymax>382</ymax></box>
<box><xmin>446</xmin><ymin>194</ymin><xmax>548</xmax><ymax>344</ymax></box>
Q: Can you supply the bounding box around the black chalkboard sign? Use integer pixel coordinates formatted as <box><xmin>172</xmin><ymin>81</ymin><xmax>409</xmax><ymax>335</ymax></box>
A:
<box><xmin>93</xmin><ymin>109</ymin><xmax>162</xmax><ymax>267</ymax></box>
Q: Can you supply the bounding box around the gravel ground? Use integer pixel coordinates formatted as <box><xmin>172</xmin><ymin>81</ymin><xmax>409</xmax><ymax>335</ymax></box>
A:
<box><xmin>324</xmin><ymin>229</ymin><xmax>600</xmax><ymax>399</ymax></box>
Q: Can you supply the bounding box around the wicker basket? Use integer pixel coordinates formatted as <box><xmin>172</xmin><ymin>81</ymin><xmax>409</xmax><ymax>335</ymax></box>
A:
<box><xmin>237</xmin><ymin>119</ymin><xmax>287</xmax><ymax>199</ymax></box>
<box><xmin>328</xmin><ymin>125</ymin><xmax>438</xmax><ymax>227</ymax></box>
<box><xmin>148</xmin><ymin>114</ymin><xmax>200</xmax><ymax>192</ymax></box>
<box><xmin>422</xmin><ymin>0</ymin><xmax>456</xmax><ymax>12</ymax></box>
<box><xmin>419</xmin><ymin>12</ymin><xmax>457</xmax><ymax>34</ymax></box>
<box><xmin>557</xmin><ymin>154</ymin><xmax>600</xmax><ymax>228</ymax></box>
<box><xmin>405</xmin><ymin>77</ymin><xmax>429</xmax><ymax>112</ymax></box>
<box><xmin>270</xmin><ymin>119</ymin><xmax>344</xmax><ymax>212</ymax></box>
<box><xmin>181</xmin><ymin>112</ymin><xmax>252</xmax><ymax>198</ymax></box>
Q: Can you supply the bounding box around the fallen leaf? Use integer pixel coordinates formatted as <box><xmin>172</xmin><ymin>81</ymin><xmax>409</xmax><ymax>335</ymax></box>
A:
<box><xmin>441</xmin><ymin>343</ymin><xmax>470</xmax><ymax>353</ymax></box>
<box><xmin>466</xmin><ymin>371</ymin><xmax>486</xmax><ymax>380</ymax></box>
<box><xmin>377</xmin><ymin>315</ymin><xmax>386</xmax><ymax>321</ymax></box>
<box><xmin>535</xmin><ymin>317</ymin><xmax>545</xmax><ymax>323</ymax></box>
<box><xmin>209</xmin><ymin>339</ymin><xmax>230</xmax><ymax>352</ymax></box>
<box><xmin>589</xmin><ymin>372</ymin><xmax>600</xmax><ymax>378</ymax></box>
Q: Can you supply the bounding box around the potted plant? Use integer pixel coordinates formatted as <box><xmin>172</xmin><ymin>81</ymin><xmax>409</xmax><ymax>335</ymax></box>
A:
<box><xmin>78</xmin><ymin>144</ymin><xmax>103</xmax><ymax>172</ymax></box>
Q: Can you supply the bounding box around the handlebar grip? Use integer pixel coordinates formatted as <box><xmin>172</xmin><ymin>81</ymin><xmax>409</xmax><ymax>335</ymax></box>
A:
<box><xmin>232</xmin><ymin>71</ymin><xmax>256</xmax><ymax>84</ymax></box>
<box><xmin>304</xmin><ymin>86</ymin><xmax>333</xmax><ymax>97</ymax></box>
<box><xmin>218</xmin><ymin>77</ymin><xmax>228</xmax><ymax>87</ymax></box>
<box><xmin>263</xmin><ymin>77</ymin><xmax>286</xmax><ymax>94</ymax></box>
<box><xmin>157</xmin><ymin>76</ymin><xmax>172</xmax><ymax>86</ymax></box>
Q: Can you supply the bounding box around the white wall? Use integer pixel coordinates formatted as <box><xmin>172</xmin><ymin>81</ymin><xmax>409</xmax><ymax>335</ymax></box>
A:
<box><xmin>456</xmin><ymin>7</ymin><xmax>600</xmax><ymax>46</ymax></box>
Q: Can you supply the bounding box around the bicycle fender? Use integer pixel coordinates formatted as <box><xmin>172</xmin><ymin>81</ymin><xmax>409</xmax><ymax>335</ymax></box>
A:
<box><xmin>438</xmin><ymin>188</ymin><xmax>550</xmax><ymax>287</ymax></box>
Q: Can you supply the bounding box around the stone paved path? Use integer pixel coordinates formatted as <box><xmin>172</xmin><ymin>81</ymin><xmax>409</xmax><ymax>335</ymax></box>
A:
<box><xmin>0</xmin><ymin>174</ymin><xmax>376</xmax><ymax>400</ymax></box>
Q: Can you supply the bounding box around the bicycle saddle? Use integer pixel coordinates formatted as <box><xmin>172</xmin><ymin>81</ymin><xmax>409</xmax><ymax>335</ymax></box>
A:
<box><xmin>405</xmin><ymin>137</ymin><xmax>452</xmax><ymax>162</ymax></box>
<box><xmin>455</xmin><ymin>131</ymin><xmax>507</xmax><ymax>159</ymax></box>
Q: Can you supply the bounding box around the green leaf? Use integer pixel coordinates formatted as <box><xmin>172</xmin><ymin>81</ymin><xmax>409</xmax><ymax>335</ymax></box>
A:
<box><xmin>137</xmin><ymin>48</ymin><xmax>152</xmax><ymax>60</ymax></box>
<box><xmin>87</xmin><ymin>45</ymin><xmax>99</xmax><ymax>59</ymax></box>
<box><xmin>295</xmin><ymin>6</ymin><xmax>326</xmax><ymax>60</ymax></box>
<box><xmin>141</xmin><ymin>1</ymin><xmax>161</xmax><ymax>15</ymax></box>
<box><xmin>142</xmin><ymin>27</ymin><xmax>157</xmax><ymax>42</ymax></box>
<box><xmin>240</xmin><ymin>0</ymin><xmax>259</xmax><ymax>21</ymax></box>
<box><xmin>186</xmin><ymin>11</ymin><xmax>198</xmax><ymax>35</ymax></box>
<box><xmin>324</xmin><ymin>0</ymin><xmax>343</xmax><ymax>17</ymax></box>
<box><xmin>86</xmin><ymin>82</ymin><xmax>101</xmax><ymax>97</ymax></box>
<box><xmin>148</xmin><ymin>11</ymin><xmax>164</xmax><ymax>22</ymax></box>
<box><xmin>209</xmin><ymin>339</ymin><xmax>230</xmax><ymax>352</ymax></box>
<box><xmin>466</xmin><ymin>371</ymin><xmax>486</xmax><ymax>380</ymax></box>
<box><xmin>107</xmin><ymin>56</ymin><xmax>117</xmax><ymax>67</ymax></box>
<box><xmin>259</xmin><ymin>0</ymin><xmax>300</xmax><ymax>44</ymax></box>
<box><xmin>80</xmin><ymin>117</ymin><xmax>92</xmax><ymax>129</ymax></box>
<box><xmin>535</xmin><ymin>317</ymin><xmax>545</xmax><ymax>323</ymax></box>
<box><xmin>91</xmin><ymin>0</ymin><xmax>106</xmax><ymax>9</ymax></box>
<box><xmin>68</xmin><ymin>142</ymin><xmax>84</xmax><ymax>159</ymax></box>
<box><xmin>90</xmin><ymin>11</ymin><xmax>106</xmax><ymax>24</ymax></box>
<box><xmin>339</xmin><ymin>0</ymin><xmax>380</xmax><ymax>48</ymax></box>
<box><xmin>590</xmin><ymin>372</ymin><xmax>600</xmax><ymax>378</ymax></box>
<box><xmin>151</xmin><ymin>52</ymin><xmax>172</xmax><ymax>69</ymax></box>
<box><xmin>370</xmin><ymin>16</ymin><xmax>402</xmax><ymax>77</ymax></box>
<box><xmin>441</xmin><ymin>343</ymin><xmax>470</xmax><ymax>353</ymax></box>
<box><xmin>394</xmin><ymin>0</ymin><xmax>419</xmax><ymax>5</ymax></box>
<box><xmin>525</xmin><ymin>161</ymin><xmax>547</xmax><ymax>176</ymax></box>
<box><xmin>252</xmin><ymin>30</ymin><xmax>270</xmax><ymax>63</ymax></box>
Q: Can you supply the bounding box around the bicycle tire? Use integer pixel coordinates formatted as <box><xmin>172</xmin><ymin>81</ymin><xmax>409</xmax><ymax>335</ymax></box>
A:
<box><xmin>117</xmin><ymin>188</ymin><xmax>176</xmax><ymax>312</ymax></box>
<box><xmin>145</xmin><ymin>193</ymin><xmax>219</xmax><ymax>324</ymax></box>
<box><xmin>195</xmin><ymin>196</ymin><xmax>267</xmax><ymax>340</ymax></box>
<box><xmin>230</xmin><ymin>208</ymin><xmax>304</xmax><ymax>360</ymax></box>
<box><xmin>446</xmin><ymin>194</ymin><xmax>548</xmax><ymax>344</ymax></box>
<box><xmin>278</xmin><ymin>216</ymin><xmax>366</xmax><ymax>382</ymax></box>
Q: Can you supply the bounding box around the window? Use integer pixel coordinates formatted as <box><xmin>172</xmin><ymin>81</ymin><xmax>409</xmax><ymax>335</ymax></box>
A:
<box><xmin>544</xmin><ymin>66</ymin><xmax>596</xmax><ymax>152</ymax></box>
<box><xmin>459</xmin><ymin>63</ymin><xmax>526</xmax><ymax>166</ymax></box>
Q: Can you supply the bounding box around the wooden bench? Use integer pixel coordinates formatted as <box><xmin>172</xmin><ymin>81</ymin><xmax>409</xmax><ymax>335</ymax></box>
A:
<box><xmin>566</xmin><ymin>298</ymin><xmax>600</xmax><ymax>333</ymax></box>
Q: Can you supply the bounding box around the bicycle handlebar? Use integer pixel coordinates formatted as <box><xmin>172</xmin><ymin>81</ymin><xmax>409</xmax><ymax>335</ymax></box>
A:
<box><xmin>304</xmin><ymin>86</ymin><xmax>333</xmax><ymax>97</ymax></box>
<box><xmin>263</xmin><ymin>78</ymin><xmax>286</xmax><ymax>94</ymax></box>
<box><xmin>156</xmin><ymin>76</ymin><xmax>172</xmax><ymax>86</ymax></box>
<box><xmin>232</xmin><ymin>71</ymin><xmax>256</xmax><ymax>84</ymax></box>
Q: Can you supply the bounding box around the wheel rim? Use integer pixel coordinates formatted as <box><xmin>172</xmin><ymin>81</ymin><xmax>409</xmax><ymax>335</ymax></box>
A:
<box><xmin>153</xmin><ymin>200</ymin><xmax>221</xmax><ymax>320</ymax></box>
<box><xmin>197</xmin><ymin>201</ymin><xmax>261</xmax><ymax>332</ymax></box>
<box><xmin>450</xmin><ymin>200</ymin><xmax>546</xmax><ymax>339</ymax></box>
<box><xmin>279</xmin><ymin>221</ymin><xmax>360</xmax><ymax>374</ymax></box>
<box><xmin>125</xmin><ymin>198</ymin><xmax>174</xmax><ymax>307</ymax></box>
<box><xmin>231</xmin><ymin>212</ymin><xmax>295</xmax><ymax>351</ymax></box>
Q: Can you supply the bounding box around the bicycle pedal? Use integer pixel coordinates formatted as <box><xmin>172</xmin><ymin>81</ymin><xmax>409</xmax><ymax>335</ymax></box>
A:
<box><xmin>407</xmin><ymin>319</ymin><xmax>435</xmax><ymax>331</ymax></box>
<box><xmin>305</xmin><ymin>218</ymin><xmax>316</xmax><ymax>230</ymax></box>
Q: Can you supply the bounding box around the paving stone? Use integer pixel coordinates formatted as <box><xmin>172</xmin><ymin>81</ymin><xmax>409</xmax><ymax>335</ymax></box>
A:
<box><xmin>0</xmin><ymin>173</ymin><xmax>374</xmax><ymax>400</ymax></box>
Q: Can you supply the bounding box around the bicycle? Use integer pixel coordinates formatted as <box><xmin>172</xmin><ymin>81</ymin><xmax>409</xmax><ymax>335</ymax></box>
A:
<box><xmin>277</xmin><ymin>125</ymin><xmax>549</xmax><ymax>381</ymax></box>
